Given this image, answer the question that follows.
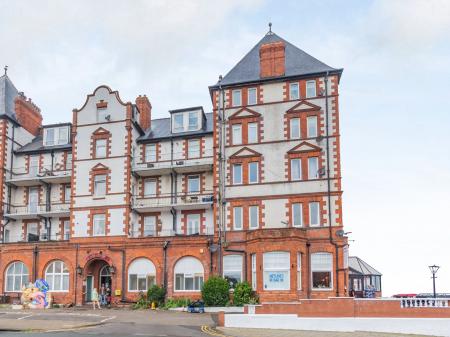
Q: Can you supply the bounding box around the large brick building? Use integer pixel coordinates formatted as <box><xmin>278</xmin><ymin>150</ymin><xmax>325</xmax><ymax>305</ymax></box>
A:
<box><xmin>0</xmin><ymin>29</ymin><xmax>348</xmax><ymax>305</ymax></box>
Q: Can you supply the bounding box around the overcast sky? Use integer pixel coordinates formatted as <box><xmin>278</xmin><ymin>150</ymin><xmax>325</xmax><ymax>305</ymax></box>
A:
<box><xmin>1</xmin><ymin>0</ymin><xmax>450</xmax><ymax>296</ymax></box>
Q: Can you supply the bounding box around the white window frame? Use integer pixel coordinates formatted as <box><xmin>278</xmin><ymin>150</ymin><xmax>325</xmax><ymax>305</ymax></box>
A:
<box><xmin>290</xmin><ymin>118</ymin><xmax>301</xmax><ymax>139</ymax></box>
<box><xmin>292</xmin><ymin>203</ymin><xmax>303</xmax><ymax>227</ymax></box>
<box><xmin>232</xmin><ymin>89</ymin><xmax>242</xmax><ymax>107</ymax></box>
<box><xmin>5</xmin><ymin>262</ymin><xmax>29</xmax><ymax>292</ymax></box>
<box><xmin>94</xmin><ymin>174</ymin><xmax>107</xmax><ymax>196</ymax></box>
<box><xmin>233</xmin><ymin>206</ymin><xmax>243</xmax><ymax>230</ymax></box>
<box><xmin>95</xmin><ymin>138</ymin><xmax>107</xmax><ymax>158</ymax></box>
<box><xmin>223</xmin><ymin>255</ymin><xmax>243</xmax><ymax>288</ymax></box>
<box><xmin>306</xmin><ymin>80</ymin><xmax>316</xmax><ymax>98</ymax></box>
<box><xmin>263</xmin><ymin>251</ymin><xmax>290</xmax><ymax>291</ymax></box>
<box><xmin>232</xmin><ymin>124</ymin><xmax>242</xmax><ymax>145</ymax></box>
<box><xmin>93</xmin><ymin>214</ymin><xmax>106</xmax><ymax>236</ymax></box>
<box><xmin>290</xmin><ymin>158</ymin><xmax>302</xmax><ymax>181</ymax></box>
<box><xmin>44</xmin><ymin>127</ymin><xmax>69</xmax><ymax>146</ymax></box>
<box><xmin>66</xmin><ymin>153</ymin><xmax>72</xmax><ymax>169</ymax></box>
<box><xmin>58</xmin><ymin>127</ymin><xmax>69</xmax><ymax>145</ymax></box>
<box><xmin>307</xmin><ymin>116</ymin><xmax>318</xmax><ymax>138</ymax></box>
<box><xmin>309</xmin><ymin>202</ymin><xmax>320</xmax><ymax>227</ymax></box>
<box><xmin>248</xmin><ymin>122</ymin><xmax>258</xmax><ymax>143</ymax></box>
<box><xmin>128</xmin><ymin>258</ymin><xmax>156</xmax><ymax>292</ymax></box>
<box><xmin>308</xmin><ymin>157</ymin><xmax>319</xmax><ymax>180</ymax></box>
<box><xmin>174</xmin><ymin>257</ymin><xmax>204</xmax><ymax>292</ymax></box>
<box><xmin>249</xmin><ymin>205</ymin><xmax>259</xmax><ymax>229</ymax></box>
<box><xmin>251</xmin><ymin>254</ymin><xmax>257</xmax><ymax>290</ymax></box>
<box><xmin>248</xmin><ymin>162</ymin><xmax>259</xmax><ymax>184</ymax></box>
<box><xmin>186</xmin><ymin>213</ymin><xmax>200</xmax><ymax>235</ymax></box>
<box><xmin>44</xmin><ymin>128</ymin><xmax>55</xmax><ymax>146</ymax></box>
<box><xmin>64</xmin><ymin>185</ymin><xmax>71</xmax><ymax>203</ymax></box>
<box><xmin>45</xmin><ymin>260</ymin><xmax>69</xmax><ymax>292</ymax></box>
<box><xmin>297</xmin><ymin>253</ymin><xmax>302</xmax><ymax>290</ymax></box>
<box><xmin>144</xmin><ymin>216</ymin><xmax>156</xmax><ymax>236</ymax></box>
<box><xmin>145</xmin><ymin>144</ymin><xmax>157</xmax><ymax>162</ymax></box>
<box><xmin>173</xmin><ymin>113</ymin><xmax>185</xmax><ymax>133</ymax></box>
<box><xmin>232</xmin><ymin>164</ymin><xmax>242</xmax><ymax>185</ymax></box>
<box><xmin>247</xmin><ymin>87</ymin><xmax>257</xmax><ymax>105</ymax></box>
<box><xmin>311</xmin><ymin>252</ymin><xmax>333</xmax><ymax>290</ymax></box>
<box><xmin>188</xmin><ymin>111</ymin><xmax>199</xmax><ymax>131</ymax></box>
<box><xmin>188</xmin><ymin>139</ymin><xmax>200</xmax><ymax>158</ymax></box>
<box><xmin>63</xmin><ymin>220</ymin><xmax>70</xmax><ymax>240</ymax></box>
<box><xmin>187</xmin><ymin>175</ymin><xmax>200</xmax><ymax>194</ymax></box>
<box><xmin>144</xmin><ymin>179</ymin><xmax>157</xmax><ymax>197</ymax></box>
<box><xmin>290</xmin><ymin>82</ymin><xmax>300</xmax><ymax>100</ymax></box>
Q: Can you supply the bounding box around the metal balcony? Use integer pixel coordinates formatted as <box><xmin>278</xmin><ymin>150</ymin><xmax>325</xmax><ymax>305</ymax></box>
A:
<box><xmin>6</xmin><ymin>165</ymin><xmax>72</xmax><ymax>186</ymax></box>
<box><xmin>132</xmin><ymin>192</ymin><xmax>214</xmax><ymax>213</ymax></box>
<box><xmin>4</xmin><ymin>202</ymin><xmax>70</xmax><ymax>220</ymax></box>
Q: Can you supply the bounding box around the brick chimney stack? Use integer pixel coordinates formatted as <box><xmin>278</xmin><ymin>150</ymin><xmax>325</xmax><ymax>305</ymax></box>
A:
<box><xmin>14</xmin><ymin>93</ymin><xmax>42</xmax><ymax>136</ymax></box>
<box><xmin>259</xmin><ymin>41</ymin><xmax>286</xmax><ymax>78</ymax></box>
<box><xmin>135</xmin><ymin>95</ymin><xmax>152</xmax><ymax>131</ymax></box>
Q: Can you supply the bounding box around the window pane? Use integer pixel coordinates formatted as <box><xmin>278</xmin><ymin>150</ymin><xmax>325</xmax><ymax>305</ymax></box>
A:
<box><xmin>63</xmin><ymin>275</ymin><xmax>69</xmax><ymax>290</ymax></box>
<box><xmin>290</xmin><ymin>159</ymin><xmax>301</xmax><ymax>180</ymax></box>
<box><xmin>129</xmin><ymin>274</ymin><xmax>137</xmax><ymax>291</ymax></box>
<box><xmin>249</xmin><ymin>162</ymin><xmax>258</xmax><ymax>183</ymax></box>
<box><xmin>144</xmin><ymin>216</ymin><xmax>156</xmax><ymax>236</ymax></box>
<box><xmin>173</xmin><ymin>113</ymin><xmax>184</xmax><ymax>132</ymax></box>
<box><xmin>290</xmin><ymin>118</ymin><xmax>300</xmax><ymax>139</ymax></box>
<box><xmin>188</xmin><ymin>139</ymin><xmax>200</xmax><ymax>158</ymax></box>
<box><xmin>188</xmin><ymin>112</ymin><xmax>199</xmax><ymax>130</ymax></box>
<box><xmin>233</xmin><ymin>207</ymin><xmax>242</xmax><ymax>230</ymax></box>
<box><xmin>145</xmin><ymin>144</ymin><xmax>156</xmax><ymax>162</ymax></box>
<box><xmin>263</xmin><ymin>252</ymin><xmax>290</xmax><ymax>290</ymax></box>
<box><xmin>249</xmin><ymin>206</ymin><xmax>259</xmax><ymax>229</ymax></box>
<box><xmin>232</xmin><ymin>90</ymin><xmax>241</xmax><ymax>107</ymax></box>
<box><xmin>307</xmin><ymin>116</ymin><xmax>318</xmax><ymax>138</ymax></box>
<box><xmin>185</xmin><ymin>277</ymin><xmax>194</xmax><ymax>290</ymax></box>
<box><xmin>309</xmin><ymin>202</ymin><xmax>320</xmax><ymax>226</ymax></box>
<box><xmin>58</xmin><ymin>127</ymin><xmax>68</xmax><ymax>145</ymax></box>
<box><xmin>175</xmin><ymin>274</ymin><xmax>184</xmax><ymax>290</ymax></box>
<box><xmin>306</xmin><ymin>80</ymin><xmax>316</xmax><ymax>98</ymax></box>
<box><xmin>290</xmin><ymin>83</ymin><xmax>299</xmax><ymax>100</ymax></box>
<box><xmin>65</xmin><ymin>186</ymin><xmax>71</xmax><ymax>202</ymax></box>
<box><xmin>94</xmin><ymin>175</ymin><xmax>106</xmax><ymax>196</ymax></box>
<box><xmin>45</xmin><ymin>128</ymin><xmax>55</xmax><ymax>146</ymax></box>
<box><xmin>93</xmin><ymin>214</ymin><xmax>106</xmax><ymax>235</ymax></box>
<box><xmin>95</xmin><ymin>139</ymin><xmax>107</xmax><ymax>158</ymax></box>
<box><xmin>248</xmin><ymin>123</ymin><xmax>258</xmax><ymax>143</ymax></box>
<box><xmin>188</xmin><ymin>176</ymin><xmax>200</xmax><ymax>193</ymax></box>
<box><xmin>187</xmin><ymin>214</ymin><xmax>200</xmax><ymax>235</ymax></box>
<box><xmin>308</xmin><ymin>157</ymin><xmax>319</xmax><ymax>179</ymax></box>
<box><xmin>138</xmin><ymin>276</ymin><xmax>147</xmax><ymax>291</ymax></box>
<box><xmin>312</xmin><ymin>271</ymin><xmax>331</xmax><ymax>288</ymax></box>
<box><xmin>233</xmin><ymin>164</ymin><xmax>242</xmax><ymax>184</ymax></box>
<box><xmin>292</xmin><ymin>203</ymin><xmax>303</xmax><ymax>227</ymax></box>
<box><xmin>248</xmin><ymin>88</ymin><xmax>257</xmax><ymax>105</ymax></box>
<box><xmin>232</xmin><ymin>124</ymin><xmax>242</xmax><ymax>145</ymax></box>
<box><xmin>297</xmin><ymin>253</ymin><xmax>302</xmax><ymax>290</ymax></box>
<box><xmin>144</xmin><ymin>180</ymin><xmax>156</xmax><ymax>196</ymax></box>
<box><xmin>251</xmin><ymin>254</ymin><xmax>257</xmax><ymax>290</ymax></box>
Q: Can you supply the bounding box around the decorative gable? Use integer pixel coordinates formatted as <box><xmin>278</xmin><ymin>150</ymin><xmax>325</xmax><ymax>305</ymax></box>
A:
<box><xmin>230</xmin><ymin>147</ymin><xmax>262</xmax><ymax>158</ymax></box>
<box><xmin>287</xmin><ymin>100</ymin><xmax>321</xmax><ymax>113</ymax></box>
<box><xmin>91</xmin><ymin>163</ymin><xmax>110</xmax><ymax>171</ymax></box>
<box><xmin>229</xmin><ymin>107</ymin><xmax>261</xmax><ymax>120</ymax></box>
<box><xmin>287</xmin><ymin>141</ymin><xmax>322</xmax><ymax>154</ymax></box>
<box><xmin>92</xmin><ymin>127</ymin><xmax>110</xmax><ymax>135</ymax></box>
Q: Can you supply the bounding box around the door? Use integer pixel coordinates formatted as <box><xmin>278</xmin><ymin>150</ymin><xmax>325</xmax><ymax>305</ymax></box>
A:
<box><xmin>86</xmin><ymin>275</ymin><xmax>93</xmax><ymax>302</ymax></box>
<box><xmin>28</xmin><ymin>187</ymin><xmax>39</xmax><ymax>213</ymax></box>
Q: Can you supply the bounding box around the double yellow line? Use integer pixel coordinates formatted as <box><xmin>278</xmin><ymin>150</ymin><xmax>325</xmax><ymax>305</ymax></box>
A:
<box><xmin>200</xmin><ymin>325</ymin><xmax>233</xmax><ymax>337</ymax></box>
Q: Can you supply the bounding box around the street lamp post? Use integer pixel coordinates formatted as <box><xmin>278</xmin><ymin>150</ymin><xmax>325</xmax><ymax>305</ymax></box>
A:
<box><xmin>429</xmin><ymin>265</ymin><xmax>440</xmax><ymax>298</ymax></box>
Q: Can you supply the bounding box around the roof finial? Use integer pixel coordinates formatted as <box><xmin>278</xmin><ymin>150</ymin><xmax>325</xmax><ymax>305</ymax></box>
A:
<box><xmin>3</xmin><ymin>65</ymin><xmax>7</xmax><ymax>76</ymax></box>
<box><xmin>268</xmin><ymin>22</ymin><xmax>272</xmax><ymax>35</ymax></box>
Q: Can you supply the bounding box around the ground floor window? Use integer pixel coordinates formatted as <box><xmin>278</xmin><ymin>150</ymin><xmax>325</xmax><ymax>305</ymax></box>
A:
<box><xmin>174</xmin><ymin>257</ymin><xmax>204</xmax><ymax>291</ymax></box>
<box><xmin>311</xmin><ymin>252</ymin><xmax>333</xmax><ymax>289</ymax></box>
<box><xmin>263</xmin><ymin>251</ymin><xmax>290</xmax><ymax>290</ymax></box>
<box><xmin>128</xmin><ymin>258</ymin><xmax>156</xmax><ymax>292</ymax></box>
<box><xmin>223</xmin><ymin>255</ymin><xmax>243</xmax><ymax>288</ymax></box>
<box><xmin>251</xmin><ymin>254</ymin><xmax>256</xmax><ymax>290</ymax></box>
<box><xmin>45</xmin><ymin>260</ymin><xmax>69</xmax><ymax>291</ymax></box>
<box><xmin>5</xmin><ymin>261</ymin><xmax>29</xmax><ymax>292</ymax></box>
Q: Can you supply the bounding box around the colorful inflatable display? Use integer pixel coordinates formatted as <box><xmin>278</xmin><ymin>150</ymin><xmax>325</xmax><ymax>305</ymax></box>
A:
<box><xmin>20</xmin><ymin>279</ymin><xmax>52</xmax><ymax>309</ymax></box>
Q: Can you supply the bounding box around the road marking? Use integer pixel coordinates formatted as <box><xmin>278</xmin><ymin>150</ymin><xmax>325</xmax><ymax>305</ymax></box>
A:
<box><xmin>17</xmin><ymin>314</ymin><xmax>34</xmax><ymax>320</ymax></box>
<box><xmin>100</xmin><ymin>315</ymin><xmax>116</xmax><ymax>323</ymax></box>
<box><xmin>201</xmin><ymin>325</ymin><xmax>232</xmax><ymax>337</ymax></box>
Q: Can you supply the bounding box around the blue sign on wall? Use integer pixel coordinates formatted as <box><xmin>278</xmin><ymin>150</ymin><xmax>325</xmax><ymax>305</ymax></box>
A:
<box><xmin>269</xmin><ymin>273</ymin><xmax>284</xmax><ymax>283</ymax></box>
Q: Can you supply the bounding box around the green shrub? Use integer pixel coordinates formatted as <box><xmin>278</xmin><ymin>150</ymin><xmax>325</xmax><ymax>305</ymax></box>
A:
<box><xmin>233</xmin><ymin>282</ymin><xmax>254</xmax><ymax>306</ymax></box>
<box><xmin>201</xmin><ymin>276</ymin><xmax>230</xmax><ymax>306</ymax></box>
<box><xmin>147</xmin><ymin>285</ymin><xmax>166</xmax><ymax>306</ymax></box>
<box><xmin>163</xmin><ymin>297</ymin><xmax>191</xmax><ymax>309</ymax></box>
<box><xmin>132</xmin><ymin>291</ymin><xmax>149</xmax><ymax>309</ymax></box>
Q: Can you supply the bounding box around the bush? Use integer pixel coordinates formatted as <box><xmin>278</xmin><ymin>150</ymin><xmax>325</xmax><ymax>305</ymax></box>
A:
<box><xmin>147</xmin><ymin>285</ymin><xmax>166</xmax><ymax>306</ymax></box>
<box><xmin>132</xmin><ymin>291</ymin><xmax>149</xmax><ymax>309</ymax></box>
<box><xmin>201</xmin><ymin>276</ymin><xmax>230</xmax><ymax>306</ymax></box>
<box><xmin>163</xmin><ymin>297</ymin><xmax>191</xmax><ymax>309</ymax></box>
<box><xmin>233</xmin><ymin>282</ymin><xmax>254</xmax><ymax>306</ymax></box>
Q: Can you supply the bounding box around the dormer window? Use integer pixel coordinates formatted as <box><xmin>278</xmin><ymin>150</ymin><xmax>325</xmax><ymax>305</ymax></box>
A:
<box><xmin>188</xmin><ymin>111</ymin><xmax>199</xmax><ymax>131</ymax></box>
<box><xmin>171</xmin><ymin>109</ymin><xmax>202</xmax><ymax>133</ymax></box>
<box><xmin>44</xmin><ymin>126</ymin><xmax>70</xmax><ymax>146</ymax></box>
<box><xmin>173</xmin><ymin>113</ymin><xmax>184</xmax><ymax>132</ymax></box>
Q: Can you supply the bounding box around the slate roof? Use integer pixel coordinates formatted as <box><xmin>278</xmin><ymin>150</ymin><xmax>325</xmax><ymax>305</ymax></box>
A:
<box><xmin>138</xmin><ymin>112</ymin><xmax>213</xmax><ymax>143</ymax></box>
<box><xmin>15</xmin><ymin>134</ymin><xmax>72</xmax><ymax>154</ymax></box>
<box><xmin>211</xmin><ymin>32</ymin><xmax>342</xmax><ymax>88</ymax></box>
<box><xmin>0</xmin><ymin>74</ymin><xmax>19</xmax><ymax>122</ymax></box>
<box><xmin>349</xmin><ymin>256</ymin><xmax>382</xmax><ymax>276</ymax></box>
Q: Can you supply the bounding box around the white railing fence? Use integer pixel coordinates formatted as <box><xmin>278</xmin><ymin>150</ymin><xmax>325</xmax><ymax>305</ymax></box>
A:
<box><xmin>401</xmin><ymin>298</ymin><xmax>449</xmax><ymax>308</ymax></box>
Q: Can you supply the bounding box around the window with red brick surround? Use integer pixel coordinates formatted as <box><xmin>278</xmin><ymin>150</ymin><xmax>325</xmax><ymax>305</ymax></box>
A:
<box><xmin>284</xmin><ymin>79</ymin><xmax>321</xmax><ymax>101</ymax></box>
<box><xmin>134</xmin><ymin>212</ymin><xmax>161</xmax><ymax>237</ymax></box>
<box><xmin>89</xmin><ymin>163</ymin><xmax>111</xmax><ymax>197</ymax></box>
<box><xmin>180</xmin><ymin>209</ymin><xmax>206</xmax><ymax>235</ymax></box>
<box><xmin>227</xmin><ymin>86</ymin><xmax>263</xmax><ymax>108</ymax></box>
<box><xmin>186</xmin><ymin>138</ymin><xmax>203</xmax><ymax>159</ymax></box>
<box><xmin>141</xmin><ymin>142</ymin><xmax>159</xmax><ymax>163</ymax></box>
<box><xmin>285</xmin><ymin>142</ymin><xmax>323</xmax><ymax>181</ymax></box>
<box><xmin>139</xmin><ymin>176</ymin><xmax>161</xmax><ymax>198</ymax></box>
<box><xmin>90</xmin><ymin>127</ymin><xmax>111</xmax><ymax>159</ymax></box>
<box><xmin>87</xmin><ymin>209</ymin><xmax>110</xmax><ymax>236</ymax></box>
<box><xmin>229</xmin><ymin>200</ymin><xmax>264</xmax><ymax>231</ymax></box>
<box><xmin>284</xmin><ymin>100</ymin><xmax>322</xmax><ymax>140</ymax></box>
<box><xmin>285</xmin><ymin>196</ymin><xmax>326</xmax><ymax>228</ymax></box>
<box><xmin>182</xmin><ymin>173</ymin><xmax>206</xmax><ymax>194</ymax></box>
<box><xmin>228</xmin><ymin>147</ymin><xmax>263</xmax><ymax>185</ymax></box>
<box><xmin>228</xmin><ymin>107</ymin><xmax>263</xmax><ymax>145</ymax></box>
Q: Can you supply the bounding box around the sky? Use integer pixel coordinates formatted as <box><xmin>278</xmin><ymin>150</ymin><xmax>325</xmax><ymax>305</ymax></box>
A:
<box><xmin>1</xmin><ymin>0</ymin><xmax>450</xmax><ymax>296</ymax></box>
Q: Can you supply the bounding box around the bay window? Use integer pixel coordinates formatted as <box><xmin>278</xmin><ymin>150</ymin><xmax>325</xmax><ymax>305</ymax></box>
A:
<box><xmin>223</xmin><ymin>255</ymin><xmax>243</xmax><ymax>288</ymax></box>
<box><xmin>297</xmin><ymin>253</ymin><xmax>302</xmax><ymax>290</ymax></box>
<box><xmin>311</xmin><ymin>252</ymin><xmax>333</xmax><ymax>289</ymax></box>
<box><xmin>251</xmin><ymin>254</ymin><xmax>257</xmax><ymax>290</ymax></box>
<box><xmin>263</xmin><ymin>252</ymin><xmax>290</xmax><ymax>290</ymax></box>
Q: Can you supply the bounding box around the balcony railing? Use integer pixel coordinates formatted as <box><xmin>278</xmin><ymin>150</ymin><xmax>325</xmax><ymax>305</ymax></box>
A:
<box><xmin>4</xmin><ymin>202</ymin><xmax>70</xmax><ymax>219</ymax></box>
<box><xmin>132</xmin><ymin>192</ymin><xmax>214</xmax><ymax>211</ymax></box>
<box><xmin>6</xmin><ymin>165</ymin><xmax>71</xmax><ymax>185</ymax></box>
<box><xmin>4</xmin><ymin>232</ymin><xmax>70</xmax><ymax>244</ymax></box>
<box><xmin>129</xmin><ymin>226</ymin><xmax>213</xmax><ymax>238</ymax></box>
<box><xmin>400</xmin><ymin>298</ymin><xmax>449</xmax><ymax>308</ymax></box>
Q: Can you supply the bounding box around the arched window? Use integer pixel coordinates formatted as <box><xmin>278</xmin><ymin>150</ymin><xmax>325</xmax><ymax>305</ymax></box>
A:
<box><xmin>128</xmin><ymin>258</ymin><xmax>156</xmax><ymax>292</ymax></box>
<box><xmin>5</xmin><ymin>262</ymin><xmax>29</xmax><ymax>292</ymax></box>
<box><xmin>45</xmin><ymin>260</ymin><xmax>69</xmax><ymax>291</ymax></box>
<box><xmin>311</xmin><ymin>252</ymin><xmax>333</xmax><ymax>289</ymax></box>
<box><xmin>174</xmin><ymin>257</ymin><xmax>204</xmax><ymax>291</ymax></box>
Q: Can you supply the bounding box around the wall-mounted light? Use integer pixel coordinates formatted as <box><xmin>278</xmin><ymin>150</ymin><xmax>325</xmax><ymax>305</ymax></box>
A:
<box><xmin>109</xmin><ymin>265</ymin><xmax>116</xmax><ymax>274</ymax></box>
<box><xmin>76</xmin><ymin>266</ymin><xmax>83</xmax><ymax>275</ymax></box>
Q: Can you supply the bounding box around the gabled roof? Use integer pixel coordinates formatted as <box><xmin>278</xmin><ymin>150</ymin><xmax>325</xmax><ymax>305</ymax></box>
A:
<box><xmin>287</xmin><ymin>100</ymin><xmax>321</xmax><ymax>113</ymax></box>
<box><xmin>349</xmin><ymin>256</ymin><xmax>382</xmax><ymax>276</ymax></box>
<box><xmin>287</xmin><ymin>141</ymin><xmax>322</xmax><ymax>153</ymax></box>
<box><xmin>211</xmin><ymin>31</ymin><xmax>342</xmax><ymax>88</ymax></box>
<box><xmin>229</xmin><ymin>147</ymin><xmax>262</xmax><ymax>158</ymax></box>
<box><xmin>229</xmin><ymin>107</ymin><xmax>261</xmax><ymax>119</ymax></box>
<box><xmin>0</xmin><ymin>74</ymin><xmax>19</xmax><ymax>123</ymax></box>
<box><xmin>15</xmin><ymin>134</ymin><xmax>72</xmax><ymax>154</ymax></box>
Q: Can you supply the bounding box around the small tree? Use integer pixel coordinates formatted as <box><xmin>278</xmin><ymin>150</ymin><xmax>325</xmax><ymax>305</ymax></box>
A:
<box><xmin>147</xmin><ymin>285</ymin><xmax>166</xmax><ymax>307</ymax></box>
<box><xmin>201</xmin><ymin>276</ymin><xmax>229</xmax><ymax>306</ymax></box>
<box><xmin>233</xmin><ymin>282</ymin><xmax>253</xmax><ymax>306</ymax></box>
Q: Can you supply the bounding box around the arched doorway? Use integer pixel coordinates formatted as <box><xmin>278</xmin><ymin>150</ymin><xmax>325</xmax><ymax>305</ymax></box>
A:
<box><xmin>83</xmin><ymin>259</ymin><xmax>113</xmax><ymax>303</ymax></box>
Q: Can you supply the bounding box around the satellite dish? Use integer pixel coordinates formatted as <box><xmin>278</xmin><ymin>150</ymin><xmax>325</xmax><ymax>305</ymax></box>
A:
<box><xmin>209</xmin><ymin>244</ymin><xmax>219</xmax><ymax>252</ymax></box>
<box><xmin>336</xmin><ymin>229</ymin><xmax>345</xmax><ymax>237</ymax></box>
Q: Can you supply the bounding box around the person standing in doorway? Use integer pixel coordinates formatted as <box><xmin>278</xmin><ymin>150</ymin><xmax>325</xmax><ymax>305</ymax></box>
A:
<box><xmin>91</xmin><ymin>288</ymin><xmax>101</xmax><ymax>310</ymax></box>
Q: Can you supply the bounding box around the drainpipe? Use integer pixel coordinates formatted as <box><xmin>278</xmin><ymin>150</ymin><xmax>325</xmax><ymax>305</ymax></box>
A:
<box><xmin>306</xmin><ymin>242</ymin><xmax>311</xmax><ymax>299</ymax></box>
<box><xmin>224</xmin><ymin>249</ymin><xmax>247</xmax><ymax>281</ymax></box>
<box><xmin>74</xmin><ymin>244</ymin><xmax>79</xmax><ymax>305</ymax></box>
<box><xmin>2</xmin><ymin>219</ymin><xmax>10</xmax><ymax>243</ymax></box>
<box><xmin>32</xmin><ymin>245</ymin><xmax>39</xmax><ymax>281</ymax></box>
<box><xmin>324</xmin><ymin>71</ymin><xmax>340</xmax><ymax>297</ymax></box>
<box><xmin>108</xmin><ymin>246</ymin><xmax>126</xmax><ymax>302</ymax></box>
<box><xmin>163</xmin><ymin>241</ymin><xmax>170</xmax><ymax>294</ymax></box>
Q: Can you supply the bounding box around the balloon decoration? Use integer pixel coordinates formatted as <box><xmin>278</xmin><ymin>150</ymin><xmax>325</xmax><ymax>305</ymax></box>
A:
<box><xmin>20</xmin><ymin>279</ymin><xmax>52</xmax><ymax>309</ymax></box>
